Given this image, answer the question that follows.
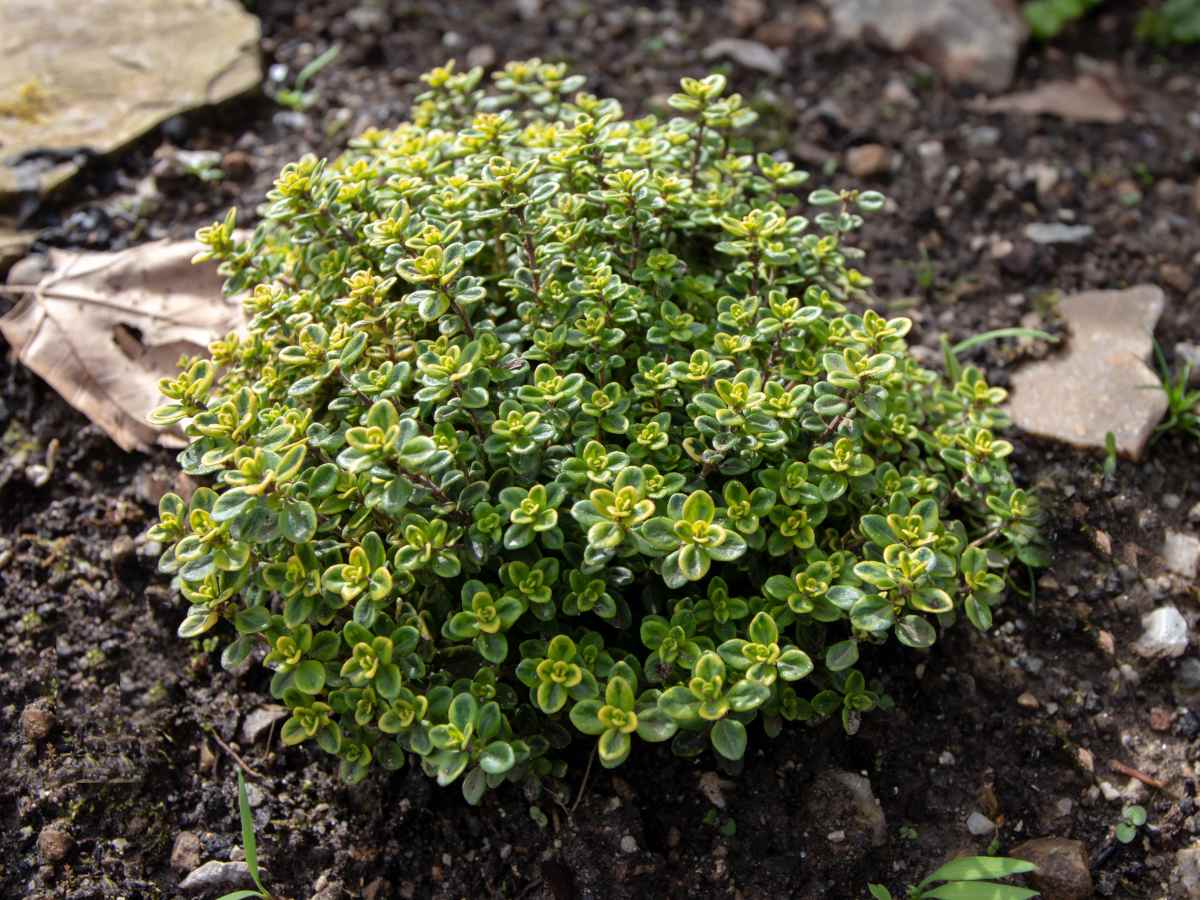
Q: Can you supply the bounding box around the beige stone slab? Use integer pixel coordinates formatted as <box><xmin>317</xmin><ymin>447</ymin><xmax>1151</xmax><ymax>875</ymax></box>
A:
<box><xmin>1008</xmin><ymin>285</ymin><xmax>1168</xmax><ymax>460</ymax></box>
<box><xmin>0</xmin><ymin>0</ymin><xmax>261</xmax><ymax>200</ymax></box>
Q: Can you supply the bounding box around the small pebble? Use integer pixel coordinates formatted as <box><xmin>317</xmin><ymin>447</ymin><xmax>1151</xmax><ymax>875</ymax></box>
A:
<box><xmin>171</xmin><ymin>832</ymin><xmax>202</xmax><ymax>873</ymax></box>
<box><xmin>967</xmin><ymin>812</ymin><xmax>995</xmax><ymax>836</ymax></box>
<box><xmin>845</xmin><ymin>143</ymin><xmax>891</xmax><ymax>178</ymax></box>
<box><xmin>620</xmin><ymin>835</ymin><xmax>638</xmax><ymax>854</ymax></box>
<box><xmin>20</xmin><ymin>703</ymin><xmax>55</xmax><ymax>741</ymax></box>
<box><xmin>38</xmin><ymin>824</ymin><xmax>73</xmax><ymax>863</ymax></box>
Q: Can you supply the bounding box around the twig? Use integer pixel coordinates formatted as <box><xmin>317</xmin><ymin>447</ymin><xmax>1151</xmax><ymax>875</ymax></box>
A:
<box><xmin>570</xmin><ymin>745</ymin><xmax>596</xmax><ymax>817</ymax></box>
<box><xmin>1110</xmin><ymin>759</ymin><xmax>1167</xmax><ymax>791</ymax></box>
<box><xmin>205</xmin><ymin>725</ymin><xmax>264</xmax><ymax>780</ymax></box>
<box><xmin>965</xmin><ymin>526</ymin><xmax>1003</xmax><ymax>551</ymax></box>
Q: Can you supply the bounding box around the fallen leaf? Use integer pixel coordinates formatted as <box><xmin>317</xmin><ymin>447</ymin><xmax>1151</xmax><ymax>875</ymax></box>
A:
<box><xmin>702</xmin><ymin>38</ymin><xmax>784</xmax><ymax>76</ymax></box>
<box><xmin>973</xmin><ymin>75</ymin><xmax>1127</xmax><ymax>124</ymax></box>
<box><xmin>0</xmin><ymin>220</ymin><xmax>34</xmax><ymax>276</ymax></box>
<box><xmin>0</xmin><ymin>240</ymin><xmax>242</xmax><ymax>452</ymax></box>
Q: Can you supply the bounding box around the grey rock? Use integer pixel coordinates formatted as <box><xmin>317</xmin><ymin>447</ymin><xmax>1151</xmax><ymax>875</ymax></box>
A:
<box><xmin>1133</xmin><ymin>606</ymin><xmax>1189</xmax><ymax>659</ymax></box>
<box><xmin>966</xmin><ymin>811</ymin><xmax>995</xmax><ymax>835</ymax></box>
<box><xmin>1176</xmin><ymin>658</ymin><xmax>1200</xmax><ymax>703</ymax></box>
<box><xmin>1008</xmin><ymin>286</ymin><xmax>1168</xmax><ymax>460</ymax></box>
<box><xmin>619</xmin><ymin>834</ymin><xmax>638</xmax><ymax>853</ymax></box>
<box><xmin>346</xmin><ymin>3</ymin><xmax>389</xmax><ymax>30</ymax></box>
<box><xmin>1165</xmin><ymin>531</ymin><xmax>1200</xmax><ymax>579</ymax></box>
<box><xmin>966</xmin><ymin>125</ymin><xmax>1000</xmax><ymax>148</ymax></box>
<box><xmin>514</xmin><ymin>0</ymin><xmax>540</xmax><ymax>19</ymax></box>
<box><xmin>179</xmin><ymin>860</ymin><xmax>256</xmax><ymax>896</ymax></box>
<box><xmin>824</xmin><ymin>0</ymin><xmax>1027</xmax><ymax>91</ymax></box>
<box><xmin>240</xmin><ymin>704</ymin><xmax>288</xmax><ymax>745</ymax></box>
<box><xmin>1177</xmin><ymin>847</ymin><xmax>1200</xmax><ymax>899</ymax></box>
<box><xmin>702</xmin><ymin>38</ymin><xmax>784</xmax><ymax>75</ymax></box>
<box><xmin>1024</xmin><ymin>222</ymin><xmax>1093</xmax><ymax>244</ymax></box>
<box><xmin>1011</xmin><ymin>837</ymin><xmax>1093</xmax><ymax>900</ymax></box>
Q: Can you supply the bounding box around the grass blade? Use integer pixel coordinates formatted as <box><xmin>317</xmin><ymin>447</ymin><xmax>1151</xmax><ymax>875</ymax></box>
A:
<box><xmin>236</xmin><ymin>770</ymin><xmax>266</xmax><ymax>895</ymax></box>
<box><xmin>950</xmin><ymin>328</ymin><xmax>1059</xmax><ymax>356</ymax></box>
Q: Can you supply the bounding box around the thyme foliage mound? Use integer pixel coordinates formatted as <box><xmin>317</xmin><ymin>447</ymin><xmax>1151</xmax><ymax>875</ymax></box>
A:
<box><xmin>151</xmin><ymin>61</ymin><xmax>1043</xmax><ymax>799</ymax></box>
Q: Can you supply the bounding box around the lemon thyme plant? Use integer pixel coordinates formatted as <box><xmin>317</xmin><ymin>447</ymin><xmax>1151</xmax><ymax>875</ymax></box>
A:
<box><xmin>149</xmin><ymin>60</ymin><xmax>1044</xmax><ymax>799</ymax></box>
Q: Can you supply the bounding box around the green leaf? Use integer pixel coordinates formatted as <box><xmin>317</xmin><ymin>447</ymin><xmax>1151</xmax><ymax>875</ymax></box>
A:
<box><xmin>921</xmin><ymin>884</ymin><xmax>1039</xmax><ymax>900</ymax></box>
<box><xmin>212</xmin><ymin>489</ymin><xmax>257</xmax><ymax>523</ymax></box>
<box><xmin>895</xmin><ymin>615</ymin><xmax>937</xmax><ymax>649</ymax></box>
<box><xmin>677</xmin><ymin>544</ymin><xmax>710</xmax><ymax>581</ymax></box>
<box><xmin>747</xmin><ymin>611</ymin><xmax>778</xmax><ymax>645</ymax></box>
<box><xmin>825</xmin><ymin>639</ymin><xmax>859</xmax><ymax>672</ymax></box>
<box><xmin>280</xmin><ymin>500</ymin><xmax>318</xmax><ymax>543</ymax></box>
<box><xmin>569</xmin><ymin>700</ymin><xmax>605</xmax><ymax>735</ymax></box>
<box><xmin>294</xmin><ymin>659</ymin><xmax>326</xmax><ymax>694</ymax></box>
<box><xmin>234</xmin><ymin>605</ymin><xmax>271</xmax><ymax>634</ymax></box>
<box><xmin>598</xmin><ymin>728</ymin><xmax>632</xmax><ymax>766</ymax></box>
<box><xmin>922</xmin><ymin>857</ymin><xmax>1037</xmax><ymax>887</ymax></box>
<box><xmin>461</xmin><ymin>766</ymin><xmax>487</xmax><ymax>805</ymax></box>
<box><xmin>449</xmin><ymin>692</ymin><xmax>479</xmax><ymax>732</ymax></box>
<box><xmin>710</xmin><ymin>718</ymin><xmax>746</xmax><ymax>761</ymax></box>
<box><xmin>480</xmin><ymin>740</ymin><xmax>516</xmax><ymax>775</ymax></box>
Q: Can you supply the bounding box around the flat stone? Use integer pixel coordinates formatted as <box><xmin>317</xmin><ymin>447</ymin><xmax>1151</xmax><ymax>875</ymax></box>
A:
<box><xmin>0</xmin><ymin>0</ymin><xmax>261</xmax><ymax>201</ymax></box>
<box><xmin>1024</xmin><ymin>222</ymin><xmax>1093</xmax><ymax>245</ymax></box>
<box><xmin>701</xmin><ymin>38</ymin><xmax>784</xmax><ymax>75</ymax></box>
<box><xmin>1165</xmin><ymin>531</ymin><xmax>1200</xmax><ymax>578</ymax></box>
<box><xmin>1133</xmin><ymin>605</ymin><xmax>1189</xmax><ymax>659</ymax></box>
<box><xmin>823</xmin><ymin>0</ymin><xmax>1027</xmax><ymax>92</ymax></box>
<box><xmin>240</xmin><ymin>704</ymin><xmax>288</xmax><ymax>744</ymax></box>
<box><xmin>1011</xmin><ymin>837</ymin><xmax>1093</xmax><ymax>900</ymax></box>
<box><xmin>1008</xmin><ymin>285</ymin><xmax>1168</xmax><ymax>460</ymax></box>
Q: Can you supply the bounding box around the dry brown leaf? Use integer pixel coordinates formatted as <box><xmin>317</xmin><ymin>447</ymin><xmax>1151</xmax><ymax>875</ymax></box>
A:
<box><xmin>0</xmin><ymin>240</ymin><xmax>243</xmax><ymax>452</ymax></box>
<box><xmin>972</xmin><ymin>74</ymin><xmax>1127</xmax><ymax>124</ymax></box>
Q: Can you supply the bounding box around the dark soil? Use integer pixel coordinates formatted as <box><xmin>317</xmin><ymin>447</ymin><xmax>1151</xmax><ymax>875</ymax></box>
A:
<box><xmin>3</xmin><ymin>2</ymin><xmax>1200</xmax><ymax>898</ymax></box>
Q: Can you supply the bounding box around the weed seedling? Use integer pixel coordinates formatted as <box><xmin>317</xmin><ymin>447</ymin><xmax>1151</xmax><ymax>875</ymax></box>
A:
<box><xmin>1116</xmin><ymin>804</ymin><xmax>1147</xmax><ymax>844</ymax></box>
<box><xmin>271</xmin><ymin>44</ymin><xmax>340</xmax><ymax>112</ymax></box>
<box><xmin>868</xmin><ymin>855</ymin><xmax>1038</xmax><ymax>899</ymax></box>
